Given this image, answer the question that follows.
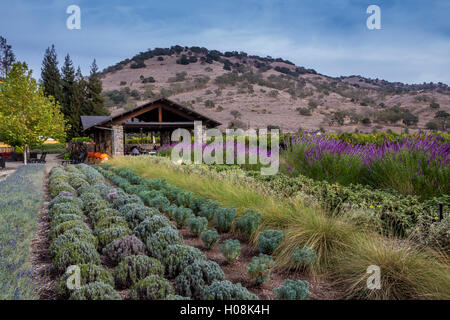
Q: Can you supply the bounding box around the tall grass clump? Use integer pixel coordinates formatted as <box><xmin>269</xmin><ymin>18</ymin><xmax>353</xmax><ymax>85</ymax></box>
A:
<box><xmin>334</xmin><ymin>234</ymin><xmax>450</xmax><ymax>300</ymax></box>
<box><xmin>0</xmin><ymin>165</ymin><xmax>45</xmax><ymax>299</ymax></box>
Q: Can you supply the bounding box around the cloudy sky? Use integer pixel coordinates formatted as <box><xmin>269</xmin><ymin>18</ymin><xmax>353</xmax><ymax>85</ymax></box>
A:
<box><xmin>1</xmin><ymin>0</ymin><xmax>449</xmax><ymax>84</ymax></box>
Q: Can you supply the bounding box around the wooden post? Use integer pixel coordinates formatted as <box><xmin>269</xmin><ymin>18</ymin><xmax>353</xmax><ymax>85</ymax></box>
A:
<box><xmin>158</xmin><ymin>106</ymin><xmax>162</xmax><ymax>122</ymax></box>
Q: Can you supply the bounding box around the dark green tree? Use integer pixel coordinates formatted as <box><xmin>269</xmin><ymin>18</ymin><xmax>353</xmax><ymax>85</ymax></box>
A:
<box><xmin>61</xmin><ymin>54</ymin><xmax>80</xmax><ymax>138</ymax></box>
<box><xmin>84</xmin><ymin>59</ymin><xmax>109</xmax><ymax>116</ymax></box>
<box><xmin>41</xmin><ymin>45</ymin><xmax>61</xmax><ymax>102</ymax></box>
<box><xmin>0</xmin><ymin>36</ymin><xmax>16</xmax><ymax>78</ymax></box>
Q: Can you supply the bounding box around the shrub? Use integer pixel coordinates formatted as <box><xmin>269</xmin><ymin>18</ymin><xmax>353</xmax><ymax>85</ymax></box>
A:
<box><xmin>147</xmin><ymin>195</ymin><xmax>171</xmax><ymax>212</ymax></box>
<box><xmin>80</xmin><ymin>193</ymin><xmax>109</xmax><ymax>214</ymax></box>
<box><xmin>130</xmin><ymin>275</ymin><xmax>175</xmax><ymax>300</ymax></box>
<box><xmin>97</xmin><ymin>226</ymin><xmax>132</xmax><ymax>248</ymax></box>
<box><xmin>50</xmin><ymin>213</ymin><xmax>84</xmax><ymax>227</ymax></box>
<box><xmin>291</xmin><ymin>247</ymin><xmax>317</xmax><ymax>268</ymax></box>
<box><xmin>247</xmin><ymin>254</ymin><xmax>274</xmax><ymax>285</ymax></box>
<box><xmin>48</xmin><ymin>202</ymin><xmax>83</xmax><ymax>219</ymax></box>
<box><xmin>202</xmin><ymin>280</ymin><xmax>258</xmax><ymax>300</ymax></box>
<box><xmin>166</xmin><ymin>294</ymin><xmax>190</xmax><ymax>300</ymax></box>
<box><xmin>94</xmin><ymin>215</ymin><xmax>128</xmax><ymax>232</ymax></box>
<box><xmin>122</xmin><ymin>205</ymin><xmax>159</xmax><ymax>229</ymax></box>
<box><xmin>50</xmin><ymin>220</ymin><xmax>90</xmax><ymax>240</ymax></box>
<box><xmin>175</xmin><ymin>260</ymin><xmax>225</xmax><ymax>298</ymax></box>
<box><xmin>114</xmin><ymin>255</ymin><xmax>165</xmax><ymax>289</ymax></box>
<box><xmin>90</xmin><ymin>208</ymin><xmax>121</xmax><ymax>225</ymax></box>
<box><xmin>190</xmin><ymin>196</ymin><xmax>209</xmax><ymax>214</ymax></box>
<box><xmin>56</xmin><ymin>264</ymin><xmax>114</xmax><ymax>299</ymax></box>
<box><xmin>200</xmin><ymin>229</ymin><xmax>220</xmax><ymax>249</ymax></box>
<box><xmin>134</xmin><ymin>215</ymin><xmax>175</xmax><ymax>241</ymax></box>
<box><xmin>50</xmin><ymin>231</ymin><xmax>98</xmax><ymax>257</ymax></box>
<box><xmin>138</xmin><ymin>190</ymin><xmax>165</xmax><ymax>205</ymax></box>
<box><xmin>273</xmin><ymin>279</ymin><xmax>310</xmax><ymax>300</ymax></box>
<box><xmin>236</xmin><ymin>209</ymin><xmax>261</xmax><ymax>237</ymax></box>
<box><xmin>161</xmin><ymin>245</ymin><xmax>206</xmax><ymax>278</ymax></box>
<box><xmin>113</xmin><ymin>194</ymin><xmax>143</xmax><ymax>209</ymax></box>
<box><xmin>173</xmin><ymin>207</ymin><xmax>195</xmax><ymax>228</ymax></box>
<box><xmin>166</xmin><ymin>204</ymin><xmax>178</xmax><ymax>219</ymax></box>
<box><xmin>198</xmin><ymin>200</ymin><xmax>220</xmax><ymax>220</ymax></box>
<box><xmin>187</xmin><ymin>216</ymin><xmax>208</xmax><ymax>236</ymax></box>
<box><xmin>146</xmin><ymin>227</ymin><xmax>184</xmax><ymax>260</ymax></box>
<box><xmin>258</xmin><ymin>230</ymin><xmax>284</xmax><ymax>254</ymax></box>
<box><xmin>213</xmin><ymin>207</ymin><xmax>236</xmax><ymax>233</ymax></box>
<box><xmin>69</xmin><ymin>176</ymin><xmax>90</xmax><ymax>191</ymax></box>
<box><xmin>69</xmin><ymin>282</ymin><xmax>121</xmax><ymax>300</ymax></box>
<box><xmin>49</xmin><ymin>182</ymin><xmax>76</xmax><ymax>198</ymax></box>
<box><xmin>49</xmin><ymin>196</ymin><xmax>82</xmax><ymax>212</ymax></box>
<box><xmin>220</xmin><ymin>239</ymin><xmax>241</xmax><ymax>264</ymax></box>
<box><xmin>53</xmin><ymin>241</ymin><xmax>101</xmax><ymax>274</ymax></box>
<box><xmin>176</xmin><ymin>191</ymin><xmax>195</xmax><ymax>208</ymax></box>
<box><xmin>103</xmin><ymin>235</ymin><xmax>147</xmax><ymax>266</ymax></box>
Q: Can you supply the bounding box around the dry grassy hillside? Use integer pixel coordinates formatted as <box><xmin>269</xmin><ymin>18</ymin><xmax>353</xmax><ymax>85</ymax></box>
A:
<box><xmin>100</xmin><ymin>46</ymin><xmax>450</xmax><ymax>133</ymax></box>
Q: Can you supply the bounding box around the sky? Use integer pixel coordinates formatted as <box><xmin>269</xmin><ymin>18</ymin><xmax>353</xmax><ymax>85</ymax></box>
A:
<box><xmin>1</xmin><ymin>0</ymin><xmax>449</xmax><ymax>84</ymax></box>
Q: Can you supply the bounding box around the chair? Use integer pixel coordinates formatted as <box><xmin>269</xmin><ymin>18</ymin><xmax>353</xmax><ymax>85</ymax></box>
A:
<box><xmin>0</xmin><ymin>155</ymin><xmax>5</xmax><ymax>170</ymax></box>
<box><xmin>61</xmin><ymin>152</ymin><xmax>87</xmax><ymax>165</ymax></box>
<box><xmin>30</xmin><ymin>152</ymin><xmax>47</xmax><ymax>164</ymax></box>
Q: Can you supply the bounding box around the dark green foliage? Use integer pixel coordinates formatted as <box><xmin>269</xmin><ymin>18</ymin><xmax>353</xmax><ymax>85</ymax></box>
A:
<box><xmin>41</xmin><ymin>45</ymin><xmax>61</xmax><ymax>104</ymax></box>
<box><xmin>273</xmin><ymin>279</ymin><xmax>309</xmax><ymax>300</ymax></box>
<box><xmin>130</xmin><ymin>275</ymin><xmax>175</xmax><ymax>300</ymax></box>
<box><xmin>189</xmin><ymin>196</ymin><xmax>209</xmax><ymax>214</ymax></box>
<box><xmin>80</xmin><ymin>192</ymin><xmax>109</xmax><ymax>214</ymax></box>
<box><xmin>175</xmin><ymin>260</ymin><xmax>225</xmax><ymax>298</ymax></box>
<box><xmin>50</xmin><ymin>231</ymin><xmax>98</xmax><ymax>257</ymax></box>
<box><xmin>133</xmin><ymin>215</ymin><xmax>175</xmax><ymax>241</ymax></box>
<box><xmin>247</xmin><ymin>254</ymin><xmax>274</xmax><ymax>284</ymax></box>
<box><xmin>173</xmin><ymin>207</ymin><xmax>195</xmax><ymax>228</ymax></box>
<box><xmin>220</xmin><ymin>239</ymin><xmax>241</xmax><ymax>264</ymax></box>
<box><xmin>138</xmin><ymin>189</ymin><xmax>165</xmax><ymax>204</ymax></box>
<box><xmin>146</xmin><ymin>227</ymin><xmax>183</xmax><ymax>260</ymax></box>
<box><xmin>166</xmin><ymin>204</ymin><xmax>178</xmax><ymax>219</ymax></box>
<box><xmin>114</xmin><ymin>255</ymin><xmax>165</xmax><ymax>289</ymax></box>
<box><xmin>291</xmin><ymin>247</ymin><xmax>317</xmax><ymax>268</ymax></box>
<box><xmin>97</xmin><ymin>226</ymin><xmax>132</xmax><ymax>248</ymax></box>
<box><xmin>236</xmin><ymin>209</ymin><xmax>261</xmax><ymax>237</ymax></box>
<box><xmin>50</xmin><ymin>220</ymin><xmax>90</xmax><ymax>240</ymax></box>
<box><xmin>258</xmin><ymin>230</ymin><xmax>284</xmax><ymax>254</ymax></box>
<box><xmin>69</xmin><ymin>282</ymin><xmax>121</xmax><ymax>300</ymax></box>
<box><xmin>187</xmin><ymin>216</ymin><xmax>208</xmax><ymax>236</ymax></box>
<box><xmin>56</xmin><ymin>264</ymin><xmax>114</xmax><ymax>299</ymax></box>
<box><xmin>200</xmin><ymin>229</ymin><xmax>220</xmax><ymax>249</ymax></box>
<box><xmin>53</xmin><ymin>241</ymin><xmax>101</xmax><ymax>274</ymax></box>
<box><xmin>213</xmin><ymin>207</ymin><xmax>236</xmax><ymax>233</ymax></box>
<box><xmin>160</xmin><ymin>245</ymin><xmax>206</xmax><ymax>278</ymax></box>
<box><xmin>166</xmin><ymin>294</ymin><xmax>190</xmax><ymax>300</ymax></box>
<box><xmin>102</xmin><ymin>235</ymin><xmax>146</xmax><ymax>266</ymax></box>
<box><xmin>203</xmin><ymin>280</ymin><xmax>258</xmax><ymax>300</ymax></box>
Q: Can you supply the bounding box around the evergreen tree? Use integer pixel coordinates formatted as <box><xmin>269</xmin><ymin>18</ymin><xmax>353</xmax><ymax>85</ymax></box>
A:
<box><xmin>41</xmin><ymin>45</ymin><xmax>61</xmax><ymax>102</ymax></box>
<box><xmin>85</xmin><ymin>59</ymin><xmax>109</xmax><ymax>116</ymax></box>
<box><xmin>0</xmin><ymin>36</ymin><xmax>16</xmax><ymax>78</ymax></box>
<box><xmin>61</xmin><ymin>54</ymin><xmax>80</xmax><ymax>138</ymax></box>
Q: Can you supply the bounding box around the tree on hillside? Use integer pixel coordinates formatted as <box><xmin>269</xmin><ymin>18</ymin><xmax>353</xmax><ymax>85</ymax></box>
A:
<box><xmin>61</xmin><ymin>54</ymin><xmax>80</xmax><ymax>138</ymax></box>
<box><xmin>83</xmin><ymin>59</ymin><xmax>109</xmax><ymax>116</ymax></box>
<box><xmin>0</xmin><ymin>36</ymin><xmax>16</xmax><ymax>78</ymax></box>
<box><xmin>0</xmin><ymin>62</ymin><xmax>67</xmax><ymax>163</ymax></box>
<box><xmin>41</xmin><ymin>45</ymin><xmax>62</xmax><ymax>102</ymax></box>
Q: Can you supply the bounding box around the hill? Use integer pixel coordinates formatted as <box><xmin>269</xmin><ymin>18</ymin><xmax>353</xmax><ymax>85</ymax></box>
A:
<box><xmin>99</xmin><ymin>45</ymin><xmax>450</xmax><ymax>133</ymax></box>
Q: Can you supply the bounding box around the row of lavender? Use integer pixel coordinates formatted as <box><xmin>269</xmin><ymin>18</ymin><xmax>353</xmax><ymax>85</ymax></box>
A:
<box><xmin>282</xmin><ymin>132</ymin><xmax>449</xmax><ymax>199</ymax></box>
<box><xmin>0</xmin><ymin>165</ymin><xmax>45</xmax><ymax>300</ymax></box>
<box><xmin>96</xmin><ymin>163</ymin><xmax>313</xmax><ymax>300</ymax></box>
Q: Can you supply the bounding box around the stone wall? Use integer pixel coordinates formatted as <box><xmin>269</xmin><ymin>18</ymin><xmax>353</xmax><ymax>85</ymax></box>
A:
<box><xmin>112</xmin><ymin>125</ymin><xmax>124</xmax><ymax>156</ymax></box>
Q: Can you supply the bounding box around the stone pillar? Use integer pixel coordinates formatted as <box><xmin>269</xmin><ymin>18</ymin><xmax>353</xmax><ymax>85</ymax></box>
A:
<box><xmin>112</xmin><ymin>125</ymin><xmax>124</xmax><ymax>156</ymax></box>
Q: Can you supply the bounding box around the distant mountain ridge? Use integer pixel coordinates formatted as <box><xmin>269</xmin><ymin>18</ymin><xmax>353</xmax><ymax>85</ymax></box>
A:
<box><xmin>99</xmin><ymin>45</ymin><xmax>450</xmax><ymax>132</ymax></box>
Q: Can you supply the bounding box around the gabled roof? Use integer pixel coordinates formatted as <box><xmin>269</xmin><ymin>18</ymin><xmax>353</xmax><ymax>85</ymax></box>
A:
<box><xmin>81</xmin><ymin>98</ymin><xmax>221</xmax><ymax>131</ymax></box>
